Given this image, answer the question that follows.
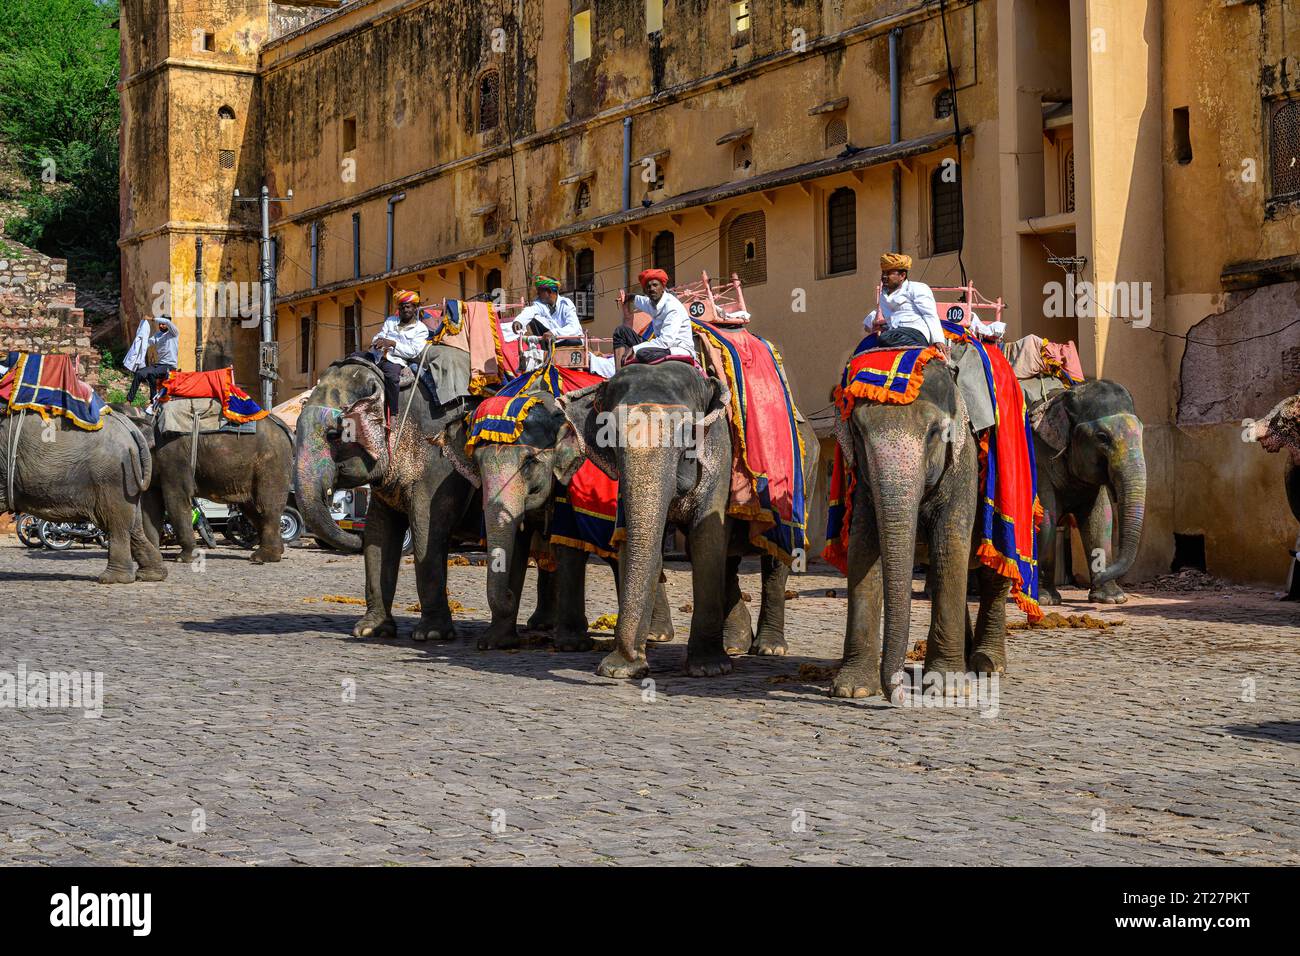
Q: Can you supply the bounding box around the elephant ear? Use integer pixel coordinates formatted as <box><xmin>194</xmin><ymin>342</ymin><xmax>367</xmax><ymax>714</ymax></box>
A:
<box><xmin>1031</xmin><ymin>391</ymin><xmax>1072</xmax><ymax>455</ymax></box>
<box><xmin>433</xmin><ymin>417</ymin><xmax>480</xmax><ymax>487</ymax></box>
<box><xmin>552</xmin><ymin>422</ymin><xmax>586</xmax><ymax>486</ymax></box>
<box><xmin>558</xmin><ymin>382</ymin><xmax>617</xmax><ymax>480</ymax></box>
<box><xmin>945</xmin><ymin>388</ymin><xmax>970</xmax><ymax>470</ymax></box>
<box><xmin>342</xmin><ymin>388</ymin><xmax>388</xmax><ymax>468</ymax></box>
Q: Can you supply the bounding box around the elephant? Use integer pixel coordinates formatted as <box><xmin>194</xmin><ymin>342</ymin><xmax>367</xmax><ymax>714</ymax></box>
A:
<box><xmin>113</xmin><ymin>403</ymin><xmax>294</xmax><ymax>564</ymax></box>
<box><xmin>0</xmin><ymin>411</ymin><xmax>167</xmax><ymax>583</ymax></box>
<box><xmin>559</xmin><ymin>360</ymin><xmax>816</xmax><ymax>679</ymax></box>
<box><xmin>1028</xmin><ymin>379</ymin><xmax>1146</xmax><ymax>604</ymax></box>
<box><xmin>830</xmin><ymin>342</ymin><xmax>1011</xmax><ymax>701</ymax></box>
<box><xmin>1249</xmin><ymin>393</ymin><xmax>1300</xmax><ymax>598</ymax></box>
<box><xmin>443</xmin><ymin>386</ymin><xmax>675</xmax><ymax>652</ymax></box>
<box><xmin>294</xmin><ymin>352</ymin><xmax>481</xmax><ymax>642</ymax></box>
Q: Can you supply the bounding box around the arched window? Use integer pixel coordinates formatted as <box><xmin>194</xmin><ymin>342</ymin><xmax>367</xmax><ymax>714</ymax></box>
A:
<box><xmin>652</xmin><ymin>231</ymin><xmax>675</xmax><ymax>285</ymax></box>
<box><xmin>724</xmin><ymin>211</ymin><xmax>766</xmax><ymax>286</ymax></box>
<box><xmin>733</xmin><ymin>140</ymin><xmax>753</xmax><ymax>172</ymax></box>
<box><xmin>1270</xmin><ymin>99</ymin><xmax>1300</xmax><ymax>200</ymax></box>
<box><xmin>484</xmin><ymin>268</ymin><xmax>502</xmax><ymax>300</ymax></box>
<box><xmin>931</xmin><ymin>164</ymin><xmax>964</xmax><ymax>255</ymax></box>
<box><xmin>218</xmin><ymin>105</ymin><xmax>235</xmax><ymax>122</ymax></box>
<box><xmin>575</xmin><ymin>181</ymin><xmax>591</xmax><ymax>216</ymax></box>
<box><xmin>478</xmin><ymin>70</ymin><xmax>500</xmax><ymax>133</ymax></box>
<box><xmin>826</xmin><ymin>187</ymin><xmax>856</xmax><ymax>275</ymax></box>
<box><xmin>825</xmin><ymin>116</ymin><xmax>847</xmax><ymax>150</ymax></box>
<box><xmin>574</xmin><ymin>249</ymin><xmax>595</xmax><ymax>321</ymax></box>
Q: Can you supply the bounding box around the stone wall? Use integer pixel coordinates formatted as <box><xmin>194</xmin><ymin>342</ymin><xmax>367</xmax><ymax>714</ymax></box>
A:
<box><xmin>0</xmin><ymin>238</ymin><xmax>97</xmax><ymax>381</ymax></box>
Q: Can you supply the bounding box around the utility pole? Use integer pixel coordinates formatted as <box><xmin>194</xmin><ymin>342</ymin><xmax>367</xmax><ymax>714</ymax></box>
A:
<box><xmin>235</xmin><ymin>184</ymin><xmax>293</xmax><ymax>408</ymax></box>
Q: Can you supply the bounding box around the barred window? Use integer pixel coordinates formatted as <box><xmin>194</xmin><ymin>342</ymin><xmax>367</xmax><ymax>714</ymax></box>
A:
<box><xmin>1064</xmin><ymin>149</ymin><xmax>1075</xmax><ymax>213</ymax></box>
<box><xmin>652</xmin><ymin>231</ymin><xmax>676</xmax><ymax>285</ymax></box>
<box><xmin>575</xmin><ymin>181</ymin><xmax>591</xmax><ymax>216</ymax></box>
<box><xmin>575</xmin><ymin>249</ymin><xmax>595</xmax><ymax>321</ymax></box>
<box><xmin>825</xmin><ymin>116</ymin><xmax>847</xmax><ymax>150</ymax></box>
<box><xmin>934</xmin><ymin>89</ymin><xmax>954</xmax><ymax>120</ymax></box>
<box><xmin>725</xmin><ymin>211</ymin><xmax>766</xmax><ymax>286</ymax></box>
<box><xmin>827</xmin><ymin>187</ymin><xmax>857</xmax><ymax>276</ymax></box>
<box><xmin>931</xmin><ymin>164</ymin><xmax>963</xmax><ymax>255</ymax></box>
<box><xmin>219</xmin><ymin>149</ymin><xmax>235</xmax><ymax>170</ymax></box>
<box><xmin>478</xmin><ymin>70</ymin><xmax>500</xmax><ymax>133</ymax></box>
<box><xmin>1270</xmin><ymin>99</ymin><xmax>1300</xmax><ymax>201</ymax></box>
<box><xmin>342</xmin><ymin>303</ymin><xmax>360</xmax><ymax>356</ymax></box>
<box><xmin>299</xmin><ymin>311</ymin><xmax>314</xmax><ymax>376</ymax></box>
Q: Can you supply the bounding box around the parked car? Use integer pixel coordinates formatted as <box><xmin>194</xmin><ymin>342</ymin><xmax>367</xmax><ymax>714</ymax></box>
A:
<box><xmin>196</xmin><ymin>497</ymin><xmax>303</xmax><ymax>550</ymax></box>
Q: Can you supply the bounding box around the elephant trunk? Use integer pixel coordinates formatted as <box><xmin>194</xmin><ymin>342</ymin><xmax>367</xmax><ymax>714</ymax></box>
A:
<box><xmin>479</xmin><ymin>448</ymin><xmax>529</xmax><ymax>627</ymax></box>
<box><xmin>613</xmin><ymin>444</ymin><xmax>677</xmax><ymax>664</ymax></box>
<box><xmin>1093</xmin><ymin>419</ymin><xmax>1146</xmax><ymax>587</ymax></box>
<box><xmin>295</xmin><ymin>406</ymin><xmax>362</xmax><ymax>553</ymax></box>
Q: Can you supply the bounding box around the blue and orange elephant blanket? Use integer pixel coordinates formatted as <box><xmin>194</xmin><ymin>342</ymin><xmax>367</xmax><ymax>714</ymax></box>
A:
<box><xmin>0</xmin><ymin>352</ymin><xmax>108</xmax><ymax>430</ymax></box>
<box><xmin>158</xmin><ymin>368</ymin><xmax>267</xmax><ymax>423</ymax></box>
<box><xmin>824</xmin><ymin>327</ymin><xmax>1043</xmax><ymax>620</ymax></box>
<box><xmin>692</xmin><ymin>321</ymin><xmax>809</xmax><ymax>565</ymax></box>
<box><xmin>464</xmin><ymin>363</ymin><xmax>620</xmax><ymax>560</ymax></box>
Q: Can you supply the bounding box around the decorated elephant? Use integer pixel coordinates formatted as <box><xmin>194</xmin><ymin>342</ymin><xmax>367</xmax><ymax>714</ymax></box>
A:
<box><xmin>442</xmin><ymin>383</ymin><xmax>675</xmax><ymax>651</ymax></box>
<box><xmin>1028</xmin><ymin>379</ymin><xmax>1146</xmax><ymax>604</ymax></box>
<box><xmin>825</xmin><ymin>339</ymin><xmax>1024</xmax><ymax>700</ymax></box>
<box><xmin>560</xmin><ymin>359</ymin><xmax>816</xmax><ymax>679</ymax></box>
<box><xmin>114</xmin><ymin>403</ymin><xmax>294</xmax><ymax>565</ymax></box>
<box><xmin>294</xmin><ymin>352</ymin><xmax>481</xmax><ymax>641</ymax></box>
<box><xmin>0</xmin><ymin>411</ymin><xmax>166</xmax><ymax>583</ymax></box>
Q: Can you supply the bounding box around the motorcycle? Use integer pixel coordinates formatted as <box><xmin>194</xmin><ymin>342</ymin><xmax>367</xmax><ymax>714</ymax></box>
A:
<box><xmin>15</xmin><ymin>513</ymin><xmax>43</xmax><ymax>549</ymax></box>
<box><xmin>38</xmin><ymin>520</ymin><xmax>108</xmax><ymax>551</ymax></box>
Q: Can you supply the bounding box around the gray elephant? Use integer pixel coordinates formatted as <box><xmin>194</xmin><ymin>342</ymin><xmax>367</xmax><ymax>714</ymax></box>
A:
<box><xmin>1249</xmin><ymin>393</ymin><xmax>1300</xmax><ymax>597</ymax></box>
<box><xmin>445</xmin><ymin>385</ymin><xmax>675</xmax><ymax>651</ymax></box>
<box><xmin>114</xmin><ymin>403</ymin><xmax>294</xmax><ymax>565</ymax></box>
<box><xmin>829</xmin><ymin>343</ymin><xmax>1014</xmax><ymax>700</ymax></box>
<box><xmin>560</xmin><ymin>361</ymin><xmax>816</xmax><ymax>679</ymax></box>
<box><xmin>0</xmin><ymin>411</ymin><xmax>167</xmax><ymax>583</ymax></box>
<box><xmin>295</xmin><ymin>352</ymin><xmax>481</xmax><ymax>642</ymax></box>
<box><xmin>1028</xmin><ymin>379</ymin><xmax>1146</xmax><ymax>604</ymax></box>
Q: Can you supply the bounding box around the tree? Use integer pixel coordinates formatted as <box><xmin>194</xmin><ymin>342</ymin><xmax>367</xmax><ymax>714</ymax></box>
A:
<box><xmin>0</xmin><ymin>0</ymin><xmax>120</xmax><ymax>288</ymax></box>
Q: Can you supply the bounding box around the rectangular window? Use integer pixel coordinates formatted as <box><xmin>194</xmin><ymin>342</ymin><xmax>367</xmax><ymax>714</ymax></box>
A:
<box><xmin>342</xmin><ymin>116</ymin><xmax>357</xmax><ymax>153</ymax></box>
<box><xmin>342</xmin><ymin>303</ymin><xmax>360</xmax><ymax>356</ymax></box>
<box><xmin>646</xmin><ymin>0</ymin><xmax>663</xmax><ymax>34</ymax></box>
<box><xmin>573</xmin><ymin>11</ymin><xmax>592</xmax><ymax>63</ymax></box>
<box><xmin>202</xmin><ymin>32</ymin><xmax>215</xmax><ymax>53</ymax></box>
<box><xmin>730</xmin><ymin>2</ymin><xmax>751</xmax><ymax>45</ymax></box>
<box><xmin>931</xmin><ymin>164</ymin><xmax>964</xmax><ymax>255</ymax></box>
<box><xmin>299</xmin><ymin>312</ymin><xmax>314</xmax><ymax>376</ymax></box>
<box><xmin>1173</xmin><ymin>107</ymin><xmax>1192</xmax><ymax>165</ymax></box>
<box><xmin>1271</xmin><ymin>98</ymin><xmax>1300</xmax><ymax>201</ymax></box>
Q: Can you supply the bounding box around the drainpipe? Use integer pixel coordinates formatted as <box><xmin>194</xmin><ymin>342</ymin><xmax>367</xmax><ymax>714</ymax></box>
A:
<box><xmin>386</xmin><ymin>192</ymin><xmax>406</xmax><ymax>272</ymax></box>
<box><xmin>622</xmin><ymin>116</ymin><xmax>633</xmax><ymax>290</ymax></box>
<box><xmin>309</xmin><ymin>221</ymin><xmax>319</xmax><ymax>288</ymax></box>
<box><xmin>194</xmin><ymin>236</ymin><xmax>204</xmax><ymax>371</ymax></box>
<box><xmin>352</xmin><ymin>212</ymin><xmax>361</xmax><ymax>279</ymax></box>
<box><xmin>889</xmin><ymin>27</ymin><xmax>902</xmax><ymax>253</ymax></box>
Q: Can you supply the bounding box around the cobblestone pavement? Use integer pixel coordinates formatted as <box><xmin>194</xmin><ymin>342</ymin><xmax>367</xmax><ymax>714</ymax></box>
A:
<box><xmin>1</xmin><ymin>536</ymin><xmax>1298</xmax><ymax>866</ymax></box>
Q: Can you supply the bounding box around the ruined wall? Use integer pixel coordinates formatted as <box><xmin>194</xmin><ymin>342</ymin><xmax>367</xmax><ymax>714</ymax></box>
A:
<box><xmin>0</xmin><ymin>241</ymin><xmax>97</xmax><ymax>378</ymax></box>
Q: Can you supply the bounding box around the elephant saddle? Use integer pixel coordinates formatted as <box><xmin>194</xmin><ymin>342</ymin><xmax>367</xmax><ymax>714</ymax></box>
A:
<box><xmin>158</xmin><ymin>368</ymin><xmax>267</xmax><ymax>424</ymax></box>
<box><xmin>0</xmin><ymin>352</ymin><xmax>108</xmax><ymax>431</ymax></box>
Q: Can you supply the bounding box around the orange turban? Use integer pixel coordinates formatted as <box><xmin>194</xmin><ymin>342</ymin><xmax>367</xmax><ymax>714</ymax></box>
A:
<box><xmin>394</xmin><ymin>289</ymin><xmax>421</xmax><ymax>305</ymax></box>
<box><xmin>880</xmin><ymin>253</ymin><xmax>912</xmax><ymax>272</ymax></box>
<box><xmin>638</xmin><ymin>268</ymin><xmax>669</xmax><ymax>287</ymax></box>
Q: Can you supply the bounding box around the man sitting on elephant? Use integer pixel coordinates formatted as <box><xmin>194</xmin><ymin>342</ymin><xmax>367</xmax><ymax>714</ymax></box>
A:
<box><xmin>515</xmin><ymin>275</ymin><xmax>583</xmax><ymax>339</ymax></box>
<box><xmin>863</xmin><ymin>253</ymin><xmax>945</xmax><ymax>349</ymax></box>
<box><xmin>370</xmin><ymin>289</ymin><xmax>431</xmax><ymax>418</ymax></box>
<box><xmin>613</xmin><ymin>268</ymin><xmax>696</xmax><ymax>367</ymax></box>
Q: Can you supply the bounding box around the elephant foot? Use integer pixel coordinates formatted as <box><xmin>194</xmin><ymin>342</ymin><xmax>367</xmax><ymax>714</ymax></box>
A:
<box><xmin>250</xmin><ymin>548</ymin><xmax>282</xmax><ymax>565</ymax></box>
<box><xmin>750</xmin><ymin>629</ymin><xmax>788</xmax><ymax>657</ymax></box>
<box><xmin>478</xmin><ymin>626</ymin><xmax>521</xmax><ymax>650</ymax></box>
<box><xmin>413</xmin><ymin>618</ymin><xmax>456</xmax><ymax>643</ymax></box>
<box><xmin>553</xmin><ymin>629</ymin><xmax>594</xmax><ymax>653</ymax></box>
<box><xmin>597</xmin><ymin>650</ymin><xmax>649</xmax><ymax>680</ymax></box>
<box><xmin>968</xmin><ymin>651</ymin><xmax>1007</xmax><ymax>676</ymax></box>
<box><xmin>686</xmin><ymin>652</ymin><xmax>733</xmax><ymax>678</ymax></box>
<box><xmin>724</xmin><ymin>630</ymin><xmax>753</xmax><ymax>656</ymax></box>
<box><xmin>525</xmin><ymin>610</ymin><xmax>555</xmax><ymax>632</ymax></box>
<box><xmin>174</xmin><ymin>551</ymin><xmax>196</xmax><ymax>565</ymax></box>
<box><xmin>1088</xmin><ymin>582</ymin><xmax>1128</xmax><ymax>604</ymax></box>
<box><xmin>96</xmin><ymin>567</ymin><xmax>136</xmax><ymax>585</ymax></box>
<box><xmin>830</xmin><ymin>665</ymin><xmax>880</xmax><ymax>699</ymax></box>
<box><xmin>1039</xmin><ymin>586</ymin><xmax>1063</xmax><ymax>606</ymax></box>
<box><xmin>353</xmin><ymin>615</ymin><xmax>397</xmax><ymax>640</ymax></box>
<box><xmin>645</xmin><ymin>630</ymin><xmax>674</xmax><ymax>644</ymax></box>
<box><xmin>136</xmin><ymin>565</ymin><xmax>168</xmax><ymax>583</ymax></box>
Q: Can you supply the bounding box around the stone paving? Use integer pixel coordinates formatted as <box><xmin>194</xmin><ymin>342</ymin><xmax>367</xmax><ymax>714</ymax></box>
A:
<box><xmin>0</xmin><ymin>536</ymin><xmax>1297</xmax><ymax>866</ymax></box>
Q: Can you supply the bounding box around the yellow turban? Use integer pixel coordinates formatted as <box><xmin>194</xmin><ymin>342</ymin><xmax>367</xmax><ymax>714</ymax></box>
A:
<box><xmin>880</xmin><ymin>253</ymin><xmax>912</xmax><ymax>272</ymax></box>
<box><xmin>395</xmin><ymin>289</ymin><xmax>421</xmax><ymax>305</ymax></box>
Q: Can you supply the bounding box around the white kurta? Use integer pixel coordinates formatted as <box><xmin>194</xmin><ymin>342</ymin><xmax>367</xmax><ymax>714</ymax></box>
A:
<box><xmin>123</xmin><ymin>319</ymin><xmax>151</xmax><ymax>372</ymax></box>
<box><xmin>372</xmin><ymin>316</ymin><xmax>431</xmax><ymax>365</ymax></box>
<box><xmin>863</xmin><ymin>280</ymin><xmax>944</xmax><ymax>345</ymax></box>
<box><xmin>516</xmin><ymin>296</ymin><xmax>582</xmax><ymax>337</ymax></box>
<box><xmin>632</xmin><ymin>290</ymin><xmax>696</xmax><ymax>359</ymax></box>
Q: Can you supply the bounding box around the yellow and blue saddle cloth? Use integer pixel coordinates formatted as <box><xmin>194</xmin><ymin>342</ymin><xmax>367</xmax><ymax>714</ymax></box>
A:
<box><xmin>0</xmin><ymin>351</ymin><xmax>108</xmax><ymax>430</ymax></box>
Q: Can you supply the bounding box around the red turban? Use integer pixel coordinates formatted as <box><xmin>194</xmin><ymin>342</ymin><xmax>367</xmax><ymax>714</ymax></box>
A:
<box><xmin>638</xmin><ymin>268</ymin><xmax>669</xmax><ymax>287</ymax></box>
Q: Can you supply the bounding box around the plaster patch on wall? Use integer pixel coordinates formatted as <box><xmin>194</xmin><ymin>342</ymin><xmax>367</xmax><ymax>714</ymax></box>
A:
<box><xmin>1176</xmin><ymin>281</ymin><xmax>1300</xmax><ymax>426</ymax></box>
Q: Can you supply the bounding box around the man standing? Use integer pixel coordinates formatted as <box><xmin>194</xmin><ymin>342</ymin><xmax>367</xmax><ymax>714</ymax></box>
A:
<box><xmin>863</xmin><ymin>253</ymin><xmax>945</xmax><ymax>347</ymax></box>
<box><xmin>370</xmin><ymin>289</ymin><xmax>431</xmax><ymax>417</ymax></box>
<box><xmin>613</xmin><ymin>268</ymin><xmax>695</xmax><ymax>367</ymax></box>
<box><xmin>515</xmin><ymin>275</ymin><xmax>582</xmax><ymax>339</ymax></box>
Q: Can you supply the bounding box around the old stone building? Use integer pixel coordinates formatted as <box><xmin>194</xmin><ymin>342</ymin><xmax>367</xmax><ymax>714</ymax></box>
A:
<box><xmin>0</xmin><ymin>238</ymin><xmax>96</xmax><ymax>375</ymax></box>
<box><xmin>119</xmin><ymin>0</ymin><xmax>1300</xmax><ymax>585</ymax></box>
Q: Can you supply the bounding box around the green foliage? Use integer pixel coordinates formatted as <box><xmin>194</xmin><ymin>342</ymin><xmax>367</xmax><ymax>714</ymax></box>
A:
<box><xmin>0</xmin><ymin>0</ymin><xmax>120</xmax><ymax>287</ymax></box>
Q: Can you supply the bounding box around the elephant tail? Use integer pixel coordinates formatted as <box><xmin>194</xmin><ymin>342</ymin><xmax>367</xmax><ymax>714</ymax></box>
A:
<box><xmin>121</xmin><ymin>415</ymin><xmax>152</xmax><ymax>496</ymax></box>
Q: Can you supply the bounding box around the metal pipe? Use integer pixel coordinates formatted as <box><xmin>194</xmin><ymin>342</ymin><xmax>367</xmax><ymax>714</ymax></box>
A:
<box><xmin>386</xmin><ymin>192</ymin><xmax>406</xmax><ymax>272</ymax></box>
<box><xmin>889</xmin><ymin>27</ymin><xmax>902</xmax><ymax>253</ymax></box>
<box><xmin>260</xmin><ymin>186</ymin><xmax>274</xmax><ymax>409</ymax></box>
<box><xmin>623</xmin><ymin>116</ymin><xmax>633</xmax><ymax>289</ymax></box>
<box><xmin>194</xmin><ymin>236</ymin><xmax>204</xmax><ymax>371</ymax></box>
<box><xmin>310</xmin><ymin>221</ymin><xmax>319</xmax><ymax>287</ymax></box>
<box><xmin>352</xmin><ymin>212</ymin><xmax>361</xmax><ymax>279</ymax></box>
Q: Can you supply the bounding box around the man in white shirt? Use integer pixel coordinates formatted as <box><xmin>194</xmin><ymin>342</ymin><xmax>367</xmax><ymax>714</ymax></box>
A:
<box><xmin>863</xmin><ymin>253</ymin><xmax>945</xmax><ymax>348</ymax></box>
<box><xmin>613</xmin><ymin>268</ymin><xmax>696</xmax><ymax>367</ymax></box>
<box><xmin>514</xmin><ymin>275</ymin><xmax>582</xmax><ymax>339</ymax></box>
<box><xmin>127</xmin><ymin>317</ymin><xmax>179</xmax><ymax>403</ymax></box>
<box><xmin>371</xmin><ymin>289</ymin><xmax>431</xmax><ymax>417</ymax></box>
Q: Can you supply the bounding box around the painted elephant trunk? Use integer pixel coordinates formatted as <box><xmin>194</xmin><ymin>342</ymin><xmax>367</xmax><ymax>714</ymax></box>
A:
<box><xmin>481</xmin><ymin>455</ymin><xmax>529</xmax><ymax>628</ymax></box>
<box><xmin>295</xmin><ymin>408</ymin><xmax>363</xmax><ymax>553</ymax></box>
<box><xmin>613</xmin><ymin>445</ymin><xmax>678</xmax><ymax>665</ymax></box>
<box><xmin>1093</xmin><ymin>427</ymin><xmax>1146</xmax><ymax>587</ymax></box>
<box><xmin>875</xmin><ymin>482</ymin><xmax>922</xmax><ymax>698</ymax></box>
